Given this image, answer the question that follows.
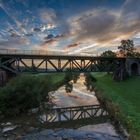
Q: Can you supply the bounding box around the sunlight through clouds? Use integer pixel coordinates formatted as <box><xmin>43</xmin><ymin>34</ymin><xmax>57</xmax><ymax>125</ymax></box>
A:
<box><xmin>0</xmin><ymin>0</ymin><xmax>140</xmax><ymax>53</ymax></box>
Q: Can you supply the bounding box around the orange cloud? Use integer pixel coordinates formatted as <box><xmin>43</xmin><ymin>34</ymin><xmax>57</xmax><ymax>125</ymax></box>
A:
<box><xmin>66</xmin><ymin>43</ymin><xmax>78</xmax><ymax>48</ymax></box>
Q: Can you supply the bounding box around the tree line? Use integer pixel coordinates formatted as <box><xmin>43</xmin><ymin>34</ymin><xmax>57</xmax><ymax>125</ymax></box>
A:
<box><xmin>98</xmin><ymin>39</ymin><xmax>140</xmax><ymax>81</ymax></box>
<box><xmin>100</xmin><ymin>39</ymin><xmax>140</xmax><ymax>58</ymax></box>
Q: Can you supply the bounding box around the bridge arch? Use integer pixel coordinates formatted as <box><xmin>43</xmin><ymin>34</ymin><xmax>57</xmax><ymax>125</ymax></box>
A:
<box><xmin>131</xmin><ymin>63</ymin><xmax>139</xmax><ymax>75</ymax></box>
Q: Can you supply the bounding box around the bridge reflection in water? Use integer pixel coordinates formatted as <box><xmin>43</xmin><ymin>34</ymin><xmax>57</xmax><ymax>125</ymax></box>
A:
<box><xmin>46</xmin><ymin>104</ymin><xmax>108</xmax><ymax>123</ymax></box>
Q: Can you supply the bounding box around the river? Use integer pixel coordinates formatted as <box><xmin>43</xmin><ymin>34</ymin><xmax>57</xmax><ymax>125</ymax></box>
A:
<box><xmin>51</xmin><ymin>73</ymin><xmax>99</xmax><ymax>107</ymax></box>
<box><xmin>0</xmin><ymin>74</ymin><xmax>123</xmax><ymax>140</ymax></box>
<box><xmin>42</xmin><ymin>73</ymin><xmax>123</xmax><ymax>140</ymax></box>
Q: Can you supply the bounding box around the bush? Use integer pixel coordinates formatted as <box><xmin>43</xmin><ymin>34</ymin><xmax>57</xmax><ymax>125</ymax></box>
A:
<box><xmin>0</xmin><ymin>73</ymin><xmax>66</xmax><ymax>117</ymax></box>
<box><xmin>0</xmin><ymin>75</ymin><xmax>43</xmax><ymax>116</ymax></box>
<box><xmin>0</xmin><ymin>72</ymin><xmax>78</xmax><ymax>117</ymax></box>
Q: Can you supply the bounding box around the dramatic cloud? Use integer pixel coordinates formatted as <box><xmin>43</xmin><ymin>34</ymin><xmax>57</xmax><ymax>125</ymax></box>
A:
<box><xmin>66</xmin><ymin>43</ymin><xmax>79</xmax><ymax>48</ymax></box>
<box><xmin>49</xmin><ymin>0</ymin><xmax>137</xmax><ymax>52</ymax></box>
<box><xmin>41</xmin><ymin>34</ymin><xmax>65</xmax><ymax>46</ymax></box>
<box><xmin>1</xmin><ymin>0</ymin><xmax>140</xmax><ymax>53</ymax></box>
<box><xmin>68</xmin><ymin>9</ymin><xmax>117</xmax><ymax>43</ymax></box>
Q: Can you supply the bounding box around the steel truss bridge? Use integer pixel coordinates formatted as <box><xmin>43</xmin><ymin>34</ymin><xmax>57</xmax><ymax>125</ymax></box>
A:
<box><xmin>0</xmin><ymin>49</ymin><xmax>126</xmax><ymax>74</ymax></box>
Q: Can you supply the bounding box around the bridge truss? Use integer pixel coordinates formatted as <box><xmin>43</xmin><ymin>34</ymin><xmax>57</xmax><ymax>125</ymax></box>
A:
<box><xmin>0</xmin><ymin>53</ymin><xmax>125</xmax><ymax>74</ymax></box>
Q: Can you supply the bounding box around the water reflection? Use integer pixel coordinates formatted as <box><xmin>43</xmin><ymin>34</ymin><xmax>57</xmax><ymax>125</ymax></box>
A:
<box><xmin>45</xmin><ymin>73</ymin><xmax>122</xmax><ymax>139</ymax></box>
<box><xmin>50</xmin><ymin>73</ymin><xmax>99</xmax><ymax>108</ymax></box>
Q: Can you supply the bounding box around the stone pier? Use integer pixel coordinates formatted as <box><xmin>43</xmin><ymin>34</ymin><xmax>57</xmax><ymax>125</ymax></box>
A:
<box><xmin>126</xmin><ymin>58</ymin><xmax>140</xmax><ymax>76</ymax></box>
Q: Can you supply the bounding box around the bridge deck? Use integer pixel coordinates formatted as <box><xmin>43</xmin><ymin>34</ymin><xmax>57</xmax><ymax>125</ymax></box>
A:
<box><xmin>0</xmin><ymin>48</ymin><xmax>125</xmax><ymax>59</ymax></box>
<box><xmin>0</xmin><ymin>53</ymin><xmax>125</xmax><ymax>60</ymax></box>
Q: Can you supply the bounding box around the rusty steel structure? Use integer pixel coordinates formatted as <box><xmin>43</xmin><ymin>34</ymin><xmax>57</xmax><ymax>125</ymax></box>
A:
<box><xmin>0</xmin><ymin>49</ymin><xmax>126</xmax><ymax>74</ymax></box>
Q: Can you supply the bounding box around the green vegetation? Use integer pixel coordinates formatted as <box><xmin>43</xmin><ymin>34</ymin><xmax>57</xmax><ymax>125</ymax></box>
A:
<box><xmin>91</xmin><ymin>73</ymin><xmax>140</xmax><ymax>139</ymax></box>
<box><xmin>0</xmin><ymin>73</ymin><xmax>65</xmax><ymax>117</ymax></box>
<box><xmin>65</xmin><ymin>82</ymin><xmax>73</xmax><ymax>93</ymax></box>
<box><xmin>118</xmin><ymin>39</ymin><xmax>136</xmax><ymax>57</ymax></box>
<box><xmin>100</xmin><ymin>39</ymin><xmax>140</xmax><ymax>58</ymax></box>
<box><xmin>100</xmin><ymin>50</ymin><xmax>116</xmax><ymax>57</ymax></box>
<box><xmin>84</xmin><ymin>73</ymin><xmax>97</xmax><ymax>91</ymax></box>
<box><xmin>0</xmin><ymin>72</ymin><xmax>79</xmax><ymax>117</ymax></box>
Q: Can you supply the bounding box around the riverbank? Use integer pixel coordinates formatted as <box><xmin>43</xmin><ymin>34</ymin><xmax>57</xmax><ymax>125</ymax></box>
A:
<box><xmin>91</xmin><ymin>73</ymin><xmax>140</xmax><ymax>140</ymax></box>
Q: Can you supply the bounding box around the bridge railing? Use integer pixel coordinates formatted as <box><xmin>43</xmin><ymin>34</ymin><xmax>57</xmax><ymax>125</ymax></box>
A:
<box><xmin>0</xmin><ymin>49</ymin><xmax>99</xmax><ymax>56</ymax></box>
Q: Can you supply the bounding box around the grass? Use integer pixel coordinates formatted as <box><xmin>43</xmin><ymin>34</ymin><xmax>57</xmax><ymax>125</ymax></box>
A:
<box><xmin>91</xmin><ymin>72</ymin><xmax>140</xmax><ymax>139</ymax></box>
<box><xmin>33</xmin><ymin>73</ymin><xmax>65</xmax><ymax>84</ymax></box>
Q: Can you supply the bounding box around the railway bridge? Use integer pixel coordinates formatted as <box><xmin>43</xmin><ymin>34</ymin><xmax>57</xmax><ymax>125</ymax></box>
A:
<box><xmin>0</xmin><ymin>49</ymin><xmax>139</xmax><ymax>125</ymax></box>
<box><xmin>0</xmin><ymin>49</ymin><xmax>125</xmax><ymax>73</ymax></box>
<box><xmin>0</xmin><ymin>49</ymin><xmax>139</xmax><ymax>85</ymax></box>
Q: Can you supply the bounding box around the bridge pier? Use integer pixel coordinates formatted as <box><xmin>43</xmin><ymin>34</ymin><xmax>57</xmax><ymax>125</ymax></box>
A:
<box><xmin>0</xmin><ymin>69</ymin><xmax>8</xmax><ymax>86</ymax></box>
<box><xmin>126</xmin><ymin>58</ymin><xmax>140</xmax><ymax>76</ymax></box>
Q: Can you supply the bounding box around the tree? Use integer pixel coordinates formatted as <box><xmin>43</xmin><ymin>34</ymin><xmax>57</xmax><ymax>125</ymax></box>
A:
<box><xmin>100</xmin><ymin>50</ymin><xmax>117</xmax><ymax>57</ymax></box>
<box><xmin>133</xmin><ymin>52</ymin><xmax>140</xmax><ymax>58</ymax></box>
<box><xmin>84</xmin><ymin>73</ymin><xmax>96</xmax><ymax>92</ymax></box>
<box><xmin>100</xmin><ymin>50</ymin><xmax>117</xmax><ymax>74</ymax></box>
<box><xmin>118</xmin><ymin>39</ymin><xmax>135</xmax><ymax>57</ymax></box>
<box><xmin>65</xmin><ymin>82</ymin><xmax>73</xmax><ymax>93</ymax></box>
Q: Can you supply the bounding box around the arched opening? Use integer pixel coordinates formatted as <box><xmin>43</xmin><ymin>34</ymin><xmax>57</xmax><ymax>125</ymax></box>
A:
<box><xmin>131</xmin><ymin>63</ymin><xmax>139</xmax><ymax>75</ymax></box>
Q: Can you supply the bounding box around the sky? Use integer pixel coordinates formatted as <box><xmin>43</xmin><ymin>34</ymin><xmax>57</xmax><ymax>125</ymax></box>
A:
<box><xmin>0</xmin><ymin>0</ymin><xmax>140</xmax><ymax>54</ymax></box>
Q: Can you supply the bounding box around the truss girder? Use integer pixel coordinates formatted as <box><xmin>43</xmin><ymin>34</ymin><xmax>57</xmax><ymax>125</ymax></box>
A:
<box><xmin>0</xmin><ymin>56</ymin><xmax>125</xmax><ymax>74</ymax></box>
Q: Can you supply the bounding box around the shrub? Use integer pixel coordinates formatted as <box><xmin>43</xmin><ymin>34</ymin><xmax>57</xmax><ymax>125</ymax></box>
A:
<box><xmin>0</xmin><ymin>72</ymin><xmax>77</xmax><ymax>117</ymax></box>
<box><xmin>0</xmin><ymin>71</ymin><xmax>81</xmax><ymax>117</ymax></box>
<box><xmin>0</xmin><ymin>75</ymin><xmax>42</xmax><ymax>116</ymax></box>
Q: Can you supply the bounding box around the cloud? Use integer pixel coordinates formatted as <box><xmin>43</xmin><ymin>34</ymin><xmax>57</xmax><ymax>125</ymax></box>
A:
<box><xmin>25</xmin><ymin>33</ymin><xmax>33</xmax><ymax>37</ymax></box>
<box><xmin>1</xmin><ymin>0</ymin><xmax>140</xmax><ymax>53</ymax></box>
<box><xmin>57</xmin><ymin>0</ymin><xmax>140</xmax><ymax>52</ymax></box>
<box><xmin>0</xmin><ymin>37</ymin><xmax>30</xmax><ymax>49</ymax></box>
<box><xmin>66</xmin><ymin>43</ymin><xmax>79</xmax><ymax>48</ymax></box>
<box><xmin>33</xmin><ymin>27</ymin><xmax>41</xmax><ymax>32</ymax></box>
<box><xmin>68</xmin><ymin>9</ymin><xmax>117</xmax><ymax>43</ymax></box>
<box><xmin>42</xmin><ymin>39</ymin><xmax>55</xmax><ymax>45</ymax></box>
<box><xmin>32</xmin><ymin>23</ymin><xmax>56</xmax><ymax>33</ymax></box>
<box><xmin>44</xmin><ymin>34</ymin><xmax>54</xmax><ymax>40</ymax></box>
<box><xmin>10</xmin><ymin>32</ymin><xmax>20</xmax><ymax>38</ymax></box>
<box><xmin>41</xmin><ymin>34</ymin><xmax>65</xmax><ymax>46</ymax></box>
<box><xmin>42</xmin><ymin>24</ymin><xmax>56</xmax><ymax>30</ymax></box>
<box><xmin>68</xmin><ymin>43</ymin><xmax>98</xmax><ymax>54</ymax></box>
<box><xmin>40</xmin><ymin>8</ymin><xmax>57</xmax><ymax>24</ymax></box>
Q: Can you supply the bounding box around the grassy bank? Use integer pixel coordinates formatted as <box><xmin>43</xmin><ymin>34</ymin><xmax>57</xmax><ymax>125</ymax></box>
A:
<box><xmin>91</xmin><ymin>73</ymin><xmax>140</xmax><ymax>139</ymax></box>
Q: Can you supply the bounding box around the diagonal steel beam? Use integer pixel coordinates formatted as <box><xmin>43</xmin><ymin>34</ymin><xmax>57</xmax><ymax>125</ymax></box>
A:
<box><xmin>61</xmin><ymin>60</ymin><xmax>70</xmax><ymax>71</ymax></box>
<box><xmin>36</xmin><ymin>59</ymin><xmax>46</xmax><ymax>68</ymax></box>
<box><xmin>47</xmin><ymin>60</ymin><xmax>59</xmax><ymax>71</ymax></box>
<box><xmin>1</xmin><ymin>65</ymin><xmax>18</xmax><ymax>74</ymax></box>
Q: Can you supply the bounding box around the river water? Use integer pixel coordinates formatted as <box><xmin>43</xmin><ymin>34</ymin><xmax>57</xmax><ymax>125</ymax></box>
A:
<box><xmin>51</xmin><ymin>73</ymin><xmax>99</xmax><ymax>107</ymax></box>
<box><xmin>42</xmin><ymin>73</ymin><xmax>123</xmax><ymax>140</ymax></box>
